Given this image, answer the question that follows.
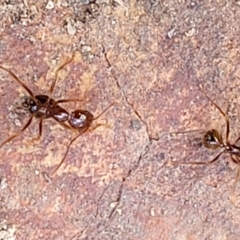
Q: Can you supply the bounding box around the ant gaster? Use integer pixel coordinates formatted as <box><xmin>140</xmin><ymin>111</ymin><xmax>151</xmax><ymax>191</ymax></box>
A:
<box><xmin>0</xmin><ymin>53</ymin><xmax>115</xmax><ymax>176</ymax></box>
<box><xmin>180</xmin><ymin>87</ymin><xmax>240</xmax><ymax>192</ymax></box>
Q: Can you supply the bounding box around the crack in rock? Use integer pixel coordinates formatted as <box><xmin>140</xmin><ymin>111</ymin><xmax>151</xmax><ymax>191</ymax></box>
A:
<box><xmin>99</xmin><ymin>46</ymin><xmax>162</xmax><ymax>218</ymax></box>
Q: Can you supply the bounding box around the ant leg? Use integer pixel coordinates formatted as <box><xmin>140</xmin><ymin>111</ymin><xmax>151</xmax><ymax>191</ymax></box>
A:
<box><xmin>0</xmin><ymin>116</ymin><xmax>33</xmax><ymax>148</ymax></box>
<box><xmin>180</xmin><ymin>149</ymin><xmax>225</xmax><ymax>165</ymax></box>
<box><xmin>0</xmin><ymin>66</ymin><xmax>33</xmax><ymax>97</ymax></box>
<box><xmin>93</xmin><ymin>102</ymin><xmax>116</xmax><ymax>121</ymax></box>
<box><xmin>89</xmin><ymin>122</ymin><xmax>111</xmax><ymax>132</ymax></box>
<box><xmin>50</xmin><ymin>128</ymin><xmax>87</xmax><ymax>176</ymax></box>
<box><xmin>51</xmin><ymin>122</ymin><xmax>111</xmax><ymax>176</ymax></box>
<box><xmin>56</xmin><ymin>89</ymin><xmax>88</xmax><ymax>105</ymax></box>
<box><xmin>49</xmin><ymin>53</ymin><xmax>76</xmax><ymax>94</ymax></box>
<box><xmin>56</xmin><ymin>98</ymin><xmax>84</xmax><ymax>104</ymax></box>
<box><xmin>51</xmin><ymin>116</ymin><xmax>113</xmax><ymax>176</ymax></box>
<box><xmin>199</xmin><ymin>87</ymin><xmax>230</xmax><ymax>144</ymax></box>
<box><xmin>50</xmin><ymin>102</ymin><xmax>116</xmax><ymax>176</ymax></box>
<box><xmin>234</xmin><ymin>165</ymin><xmax>240</xmax><ymax>192</ymax></box>
<box><xmin>231</xmin><ymin>157</ymin><xmax>240</xmax><ymax>199</ymax></box>
<box><xmin>57</xmin><ymin>122</ymin><xmax>74</xmax><ymax>130</ymax></box>
<box><xmin>231</xmin><ymin>154</ymin><xmax>240</xmax><ymax>164</ymax></box>
<box><xmin>234</xmin><ymin>136</ymin><xmax>240</xmax><ymax>145</ymax></box>
<box><xmin>169</xmin><ymin>129</ymin><xmax>206</xmax><ymax>137</ymax></box>
<box><xmin>31</xmin><ymin>118</ymin><xmax>43</xmax><ymax>142</ymax></box>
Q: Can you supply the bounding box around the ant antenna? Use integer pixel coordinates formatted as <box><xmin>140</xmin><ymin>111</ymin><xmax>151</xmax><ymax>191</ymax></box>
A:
<box><xmin>0</xmin><ymin>66</ymin><xmax>33</xmax><ymax>96</ymax></box>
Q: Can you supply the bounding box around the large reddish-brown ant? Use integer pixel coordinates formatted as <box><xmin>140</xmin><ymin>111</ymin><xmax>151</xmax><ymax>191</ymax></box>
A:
<box><xmin>0</xmin><ymin>56</ymin><xmax>76</xmax><ymax>146</ymax></box>
<box><xmin>179</xmin><ymin>87</ymin><xmax>240</xmax><ymax>193</ymax></box>
<box><xmin>0</xmin><ymin>53</ymin><xmax>115</xmax><ymax>176</ymax></box>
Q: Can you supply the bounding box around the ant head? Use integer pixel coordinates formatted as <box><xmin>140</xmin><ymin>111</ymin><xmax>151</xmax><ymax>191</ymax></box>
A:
<box><xmin>21</xmin><ymin>96</ymin><xmax>38</xmax><ymax>113</ymax></box>
<box><xmin>69</xmin><ymin>110</ymin><xmax>94</xmax><ymax>130</ymax></box>
<box><xmin>203</xmin><ymin>129</ymin><xmax>223</xmax><ymax>149</ymax></box>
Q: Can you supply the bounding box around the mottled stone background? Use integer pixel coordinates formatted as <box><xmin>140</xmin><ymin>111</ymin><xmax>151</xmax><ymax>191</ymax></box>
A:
<box><xmin>0</xmin><ymin>0</ymin><xmax>240</xmax><ymax>239</ymax></box>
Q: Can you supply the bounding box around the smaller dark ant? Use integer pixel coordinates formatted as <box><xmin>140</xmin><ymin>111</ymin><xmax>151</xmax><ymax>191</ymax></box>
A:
<box><xmin>0</xmin><ymin>53</ymin><xmax>116</xmax><ymax>176</ymax></box>
<box><xmin>178</xmin><ymin>87</ymin><xmax>240</xmax><ymax>193</ymax></box>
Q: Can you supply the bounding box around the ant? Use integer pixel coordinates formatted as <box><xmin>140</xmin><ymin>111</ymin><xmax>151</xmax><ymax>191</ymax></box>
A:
<box><xmin>0</xmin><ymin>55</ymin><xmax>77</xmax><ymax>146</ymax></box>
<box><xmin>0</xmin><ymin>52</ymin><xmax>115</xmax><ymax>176</ymax></box>
<box><xmin>179</xmin><ymin>87</ymin><xmax>240</xmax><ymax>193</ymax></box>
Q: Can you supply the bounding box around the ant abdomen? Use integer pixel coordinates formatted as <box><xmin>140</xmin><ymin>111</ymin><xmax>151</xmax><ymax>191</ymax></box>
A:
<box><xmin>69</xmin><ymin>110</ymin><xmax>94</xmax><ymax>129</ymax></box>
<box><xmin>203</xmin><ymin>129</ymin><xmax>223</xmax><ymax>149</ymax></box>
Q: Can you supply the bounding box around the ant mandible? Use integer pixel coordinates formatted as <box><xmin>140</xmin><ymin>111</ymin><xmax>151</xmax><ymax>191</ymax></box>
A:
<box><xmin>0</xmin><ymin>52</ymin><xmax>115</xmax><ymax>176</ymax></box>
<box><xmin>180</xmin><ymin>87</ymin><xmax>240</xmax><ymax>193</ymax></box>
